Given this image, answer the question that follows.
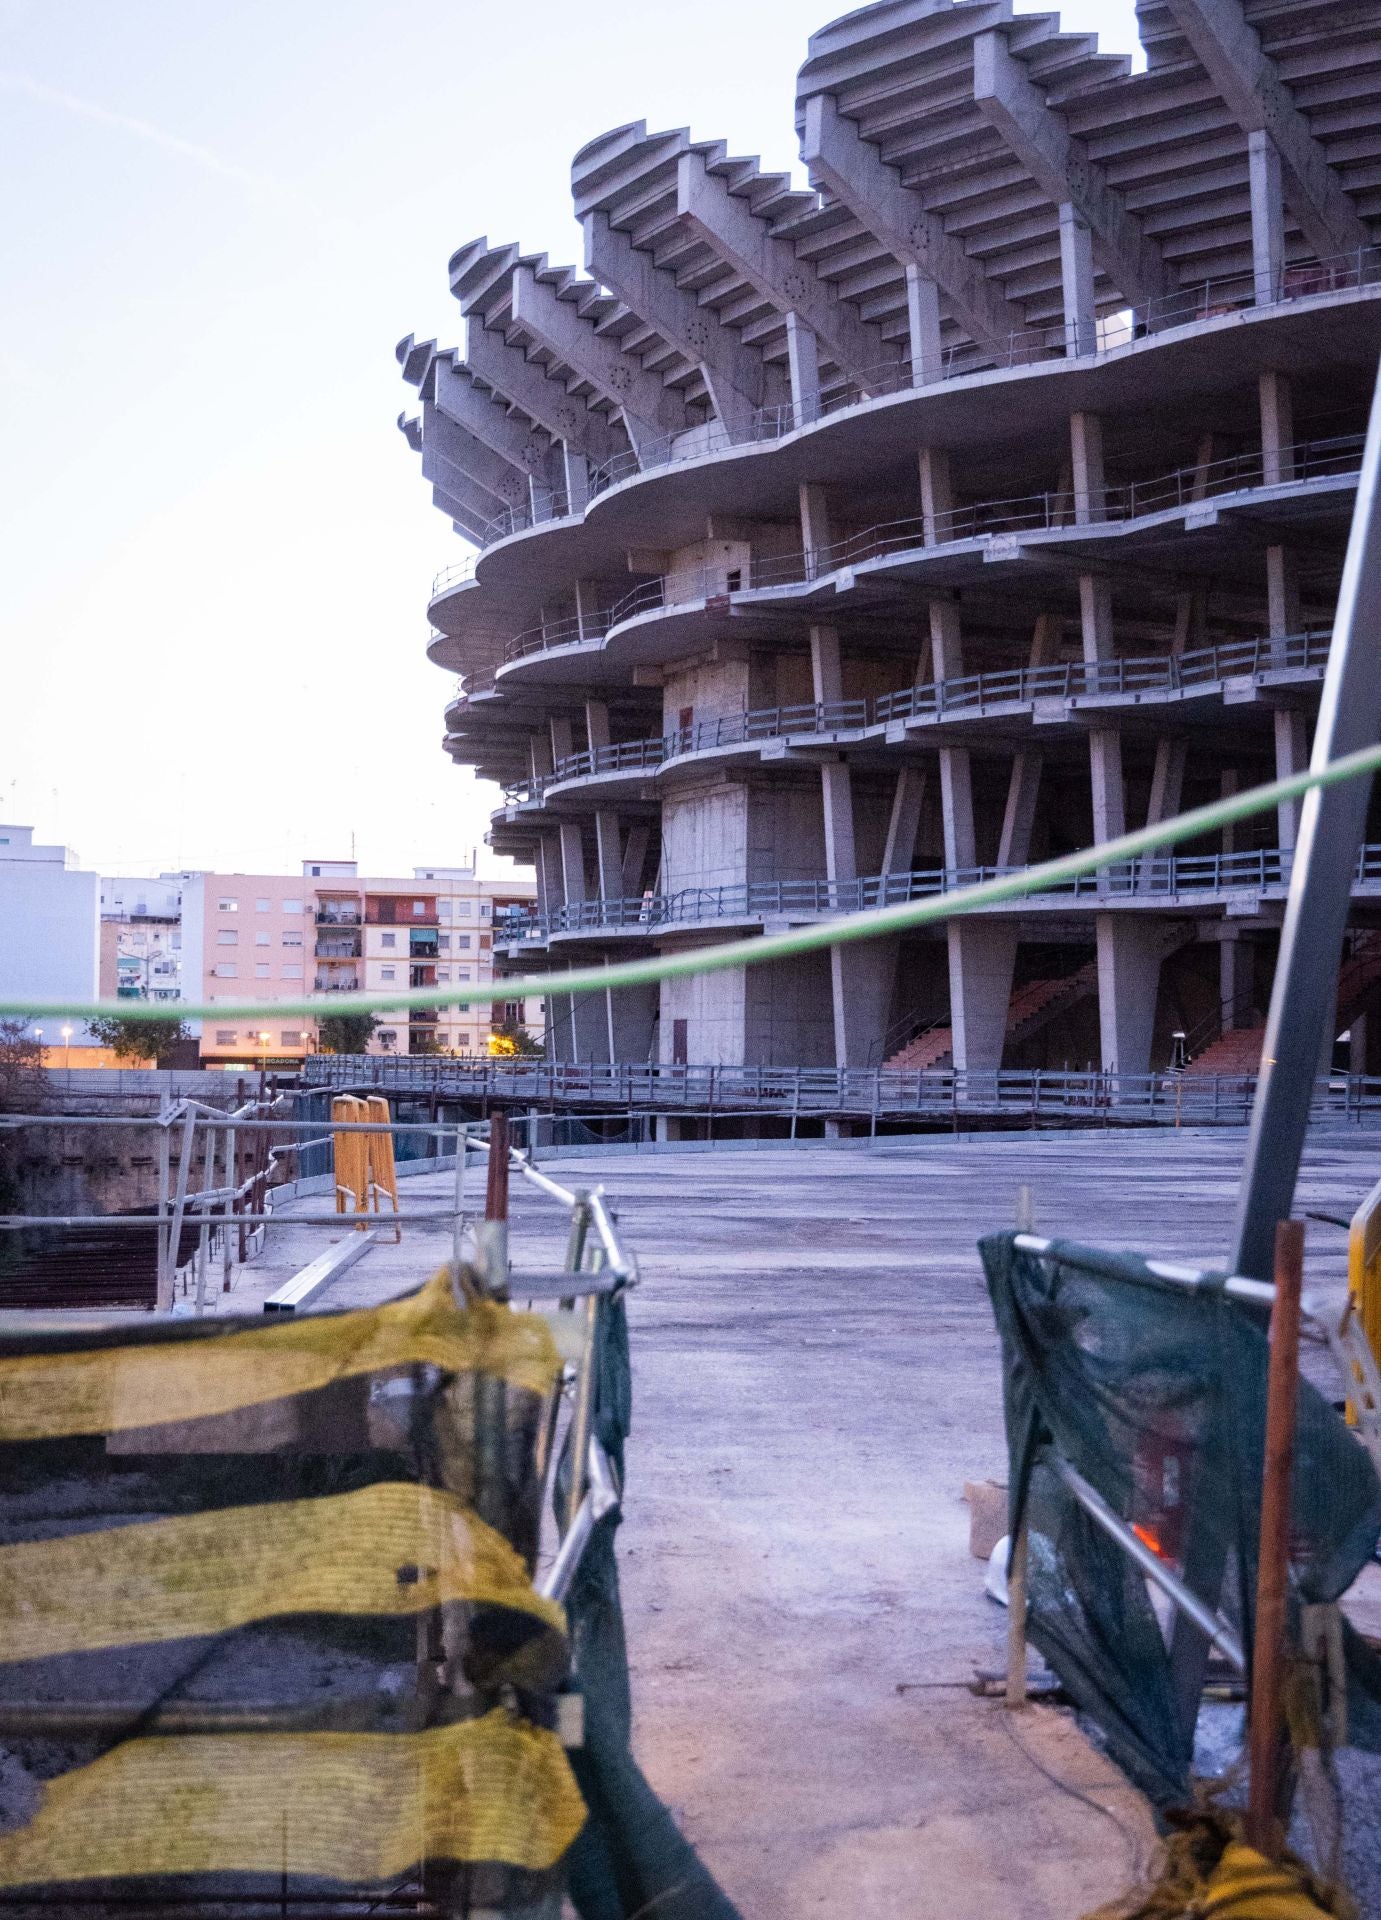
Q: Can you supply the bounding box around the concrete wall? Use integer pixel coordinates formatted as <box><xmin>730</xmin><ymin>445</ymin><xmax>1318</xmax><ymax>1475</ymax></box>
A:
<box><xmin>0</xmin><ymin>830</ymin><xmax>100</xmax><ymax>1046</ymax></box>
<box><xmin>661</xmin><ymin>781</ymin><xmax>749</xmax><ymax>892</ymax></box>
<box><xmin>746</xmin><ymin>952</ymin><xmax>836</xmax><ymax>1066</ymax></box>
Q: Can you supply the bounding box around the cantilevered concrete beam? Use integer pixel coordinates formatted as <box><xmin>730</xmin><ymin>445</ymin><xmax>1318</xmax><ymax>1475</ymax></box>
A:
<box><xmin>510</xmin><ymin>264</ymin><xmax>687</xmax><ymax>456</ymax></box>
<box><xmin>1162</xmin><ymin>0</ymin><xmax>1367</xmax><ymax>262</ymax></box>
<box><xmin>972</xmin><ymin>31</ymin><xmax>1174</xmax><ymax>311</ymax></box>
<box><xmin>800</xmin><ymin>92</ymin><xmax>1027</xmax><ymax>366</ymax></box>
<box><xmin>675</xmin><ymin>147</ymin><xmax>888</xmax><ymax>390</ymax></box>
<box><xmin>461</xmin><ymin>319</ymin><xmax>614</xmax><ymax>470</ymax></box>
<box><xmin>583</xmin><ymin>210</ymin><xmax>763</xmax><ymax>440</ymax></box>
<box><xmin>421</xmin><ymin>403</ymin><xmax>531</xmax><ymax>509</ymax></box>
<box><xmin>430</xmin><ymin>354</ymin><xmax>554</xmax><ymax>479</ymax></box>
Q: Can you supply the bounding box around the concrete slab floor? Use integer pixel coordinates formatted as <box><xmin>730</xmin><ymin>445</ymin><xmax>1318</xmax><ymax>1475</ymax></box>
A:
<box><xmin>256</xmin><ymin>1128</ymin><xmax>1381</xmax><ymax>1919</ymax></box>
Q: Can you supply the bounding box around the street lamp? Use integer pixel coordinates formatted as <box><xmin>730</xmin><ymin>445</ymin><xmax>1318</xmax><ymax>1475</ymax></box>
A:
<box><xmin>60</xmin><ymin>1025</ymin><xmax>72</xmax><ymax>1070</ymax></box>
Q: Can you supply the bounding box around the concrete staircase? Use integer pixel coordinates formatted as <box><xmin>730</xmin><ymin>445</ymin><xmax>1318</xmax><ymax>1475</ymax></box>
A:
<box><xmin>1183</xmin><ymin>929</ymin><xmax>1381</xmax><ymax>1076</ymax></box>
<box><xmin>884</xmin><ymin>962</ymin><xmax>1100</xmax><ymax>1071</ymax></box>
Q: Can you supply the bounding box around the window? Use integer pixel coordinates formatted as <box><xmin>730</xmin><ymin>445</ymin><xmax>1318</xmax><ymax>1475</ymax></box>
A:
<box><xmin>215</xmin><ymin>963</ymin><xmax>238</xmax><ymax>979</ymax></box>
<box><xmin>255</xmin><ymin>963</ymin><xmax>270</xmax><ymax>979</ymax></box>
<box><xmin>438</xmin><ymin>934</ymin><xmax>450</xmax><ymax>950</ymax></box>
<box><xmin>381</xmin><ymin>932</ymin><xmax>396</xmax><ymax>949</ymax></box>
<box><xmin>456</xmin><ymin>934</ymin><xmax>471</xmax><ymax>950</ymax></box>
<box><xmin>454</xmin><ymin>901</ymin><xmax>473</xmax><ymax>917</ymax></box>
<box><xmin>171</xmin><ymin>932</ymin><xmax>181</xmax><ymax>950</ymax></box>
<box><xmin>283</xmin><ymin>899</ymin><xmax>303</xmax><ymax>914</ymax></box>
<box><xmin>282</xmin><ymin>930</ymin><xmax>303</xmax><ymax>948</ymax></box>
<box><xmin>378</xmin><ymin>1029</ymin><xmax>397</xmax><ymax>1047</ymax></box>
<box><xmin>255</xmin><ymin>931</ymin><xmax>270</xmax><ymax>946</ymax></box>
<box><xmin>218</xmin><ymin>897</ymin><xmax>238</xmax><ymax>912</ymax></box>
<box><xmin>457</xmin><ymin>968</ymin><xmax>472</xmax><ymax>982</ymax></box>
<box><xmin>256</xmin><ymin>898</ymin><xmax>271</xmax><ymax>912</ymax></box>
<box><xmin>281</xmin><ymin>1031</ymin><xmax>302</xmax><ymax>1046</ymax></box>
<box><xmin>413</xmin><ymin>900</ymin><xmax>425</xmax><ymax>916</ymax></box>
<box><xmin>459</xmin><ymin>1001</ymin><xmax>471</xmax><ymax>1013</ymax></box>
<box><xmin>216</xmin><ymin>930</ymin><xmax>238</xmax><ymax>946</ymax></box>
<box><xmin>379</xmin><ymin>966</ymin><xmax>396</xmax><ymax>983</ymax></box>
<box><xmin>282</xmin><ymin>963</ymin><xmax>304</xmax><ymax>978</ymax></box>
<box><xmin>215</xmin><ymin>1029</ymin><xmax>236</xmax><ymax>1045</ymax></box>
<box><xmin>437</xmin><ymin>901</ymin><xmax>451</xmax><ymax>920</ymax></box>
<box><xmin>480</xmin><ymin>903</ymin><xmax>491</xmax><ymax>921</ymax></box>
<box><xmin>437</xmin><ymin>968</ymin><xmax>449</xmax><ymax>983</ymax></box>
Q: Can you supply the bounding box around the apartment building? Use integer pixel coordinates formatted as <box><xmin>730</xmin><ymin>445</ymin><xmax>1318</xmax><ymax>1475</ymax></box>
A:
<box><xmin>181</xmin><ymin>859</ymin><xmax>538</xmax><ymax>1066</ymax></box>
<box><xmin>398</xmin><ymin>0</ymin><xmax>1381</xmax><ymax>1087</ymax></box>
<box><xmin>98</xmin><ymin>875</ymin><xmax>182</xmax><ymax>1003</ymax></box>
<box><xmin>0</xmin><ymin>826</ymin><xmax>99</xmax><ymax>1049</ymax></box>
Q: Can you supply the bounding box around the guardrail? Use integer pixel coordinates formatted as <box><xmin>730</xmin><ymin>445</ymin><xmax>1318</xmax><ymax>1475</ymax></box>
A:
<box><xmin>486</xmin><ymin>431</ymin><xmax>1360</xmax><ymax>677</ymax></box>
<box><xmin>499</xmin><ymin>628</ymin><xmax>1332</xmax><ymax>808</ymax></box>
<box><xmin>303</xmin><ymin>1055</ymin><xmax>1381</xmax><ymax>1128</ymax></box>
<box><xmin>489</xmin><ymin>842</ymin><xmax>1381</xmax><ymax>942</ymax></box>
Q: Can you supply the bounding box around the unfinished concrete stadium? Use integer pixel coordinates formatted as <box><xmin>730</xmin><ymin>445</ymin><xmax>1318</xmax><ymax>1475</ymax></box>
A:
<box><xmin>397</xmin><ymin>0</ymin><xmax>1381</xmax><ymax>1112</ymax></box>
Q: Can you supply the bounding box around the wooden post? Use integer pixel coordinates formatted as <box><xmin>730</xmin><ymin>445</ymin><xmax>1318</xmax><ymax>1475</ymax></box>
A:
<box><xmin>1247</xmin><ymin>1217</ymin><xmax>1305</xmax><ymax>1857</ymax></box>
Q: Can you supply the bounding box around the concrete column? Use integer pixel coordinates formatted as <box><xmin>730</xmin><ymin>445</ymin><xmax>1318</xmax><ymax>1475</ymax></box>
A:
<box><xmin>529</xmin><ymin>733</ymin><xmax>554</xmax><ymax>783</ymax></box>
<box><xmin>562</xmin><ymin>446</ymin><xmax>591</xmax><ymax>515</ymax></box>
<box><xmin>558</xmin><ymin>822</ymin><xmax>587</xmax><ymax>904</ymax></box>
<box><xmin>820</xmin><ymin>761</ymin><xmax>858</xmax><ymax>891</ymax></box>
<box><xmin>535</xmin><ymin>832</ymin><xmax>563</xmax><ymax>918</ymax></box>
<box><xmin>607</xmin><ymin>982</ymin><xmax>657</xmax><ymax>1064</ymax></box>
<box><xmin>1275</xmin><ymin>708</ymin><xmax>1309</xmax><ymax>850</ymax></box>
<box><xmin>786</xmin><ymin>312</ymin><xmax>821</xmax><ymax>417</ymax></box>
<box><xmin>998</xmin><ymin>753</ymin><xmax>1043</xmax><ymax>868</ymax></box>
<box><xmin>1248</xmin><ymin>129</ymin><xmax>1285</xmax><ymax>308</ymax></box>
<box><xmin>1059</xmin><ymin>203</ymin><xmax>1097</xmax><ymax>357</ymax></box>
<box><xmin>1172</xmin><ymin>590</ymin><xmax>1205</xmax><ymax>655</ymax></box>
<box><xmin>1070</xmin><ymin>412</ymin><xmax>1106</xmax><ymax>524</ymax></box>
<box><xmin>585</xmin><ymin>700</ymin><xmax>611</xmax><ymax>753</ymax></box>
<box><xmin>919</xmin><ymin>446</ymin><xmax>954</xmax><ymax>545</ymax></box>
<box><xmin>1089</xmin><ymin>732</ymin><xmax>1128</xmax><ymax>846</ymax></box>
<box><xmin>1220</xmin><ymin>932</ymin><xmax>1253</xmax><ymax>1030</ymax></box>
<box><xmin>929</xmin><ymin>599</ymin><xmax>976</xmax><ymax>871</ymax></box>
<box><xmin>1096</xmin><ymin>917</ymin><xmax>1163</xmax><ymax>1076</ymax></box>
<box><xmin>882</xmin><ymin>768</ymin><xmax>926</xmax><ymax>875</ymax></box>
<box><xmin>574</xmin><ymin>580</ymin><xmax>604</xmax><ymax>642</ymax></box>
<box><xmin>569</xmin><ymin>980</ymin><xmax>610</xmax><ymax>1063</ymax></box>
<box><xmin>799</xmin><ymin>482</ymin><xmax>832</xmax><ymax>573</ymax></box>
<box><xmin>550</xmin><ymin>714</ymin><xmax>575</xmax><ymax>766</ymax></box>
<box><xmin>906</xmin><ymin>265</ymin><xmax>943</xmax><ymax>386</ymax></box>
<box><xmin>1260</xmin><ymin>372</ymin><xmax>1295</xmax><ymax>485</ymax></box>
<box><xmin>594</xmin><ymin>811</ymin><xmax>623</xmax><ymax>900</ymax></box>
<box><xmin>810</xmin><ymin>625</ymin><xmax>844</xmax><ymax>708</ymax></box>
<box><xmin>1139</xmin><ymin>737</ymin><xmax>1188</xmax><ymax>883</ymax></box>
<box><xmin>621</xmin><ymin>821</ymin><xmax>651</xmax><ymax>895</ymax></box>
<box><xmin>947</xmin><ymin>921</ymin><xmax>1019</xmax><ymax>1073</ymax></box>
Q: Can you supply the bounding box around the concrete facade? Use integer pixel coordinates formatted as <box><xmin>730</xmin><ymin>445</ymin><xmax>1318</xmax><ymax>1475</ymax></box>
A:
<box><xmin>0</xmin><ymin>826</ymin><xmax>100</xmax><ymax>1049</ymax></box>
<box><xmin>400</xmin><ymin>0</ymin><xmax>1381</xmax><ymax>1084</ymax></box>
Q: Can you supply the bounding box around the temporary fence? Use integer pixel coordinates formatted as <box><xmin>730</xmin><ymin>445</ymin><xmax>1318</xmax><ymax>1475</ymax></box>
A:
<box><xmin>982</xmin><ymin>1230</ymin><xmax>1381</xmax><ymax>1814</ymax></box>
<box><xmin>0</xmin><ymin>1114</ymin><xmax>741</xmax><ymax>1920</ymax></box>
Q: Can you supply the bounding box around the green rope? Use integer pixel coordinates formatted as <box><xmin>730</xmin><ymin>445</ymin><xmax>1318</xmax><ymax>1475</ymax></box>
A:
<box><xmin>9</xmin><ymin>743</ymin><xmax>1381</xmax><ymax>1024</ymax></box>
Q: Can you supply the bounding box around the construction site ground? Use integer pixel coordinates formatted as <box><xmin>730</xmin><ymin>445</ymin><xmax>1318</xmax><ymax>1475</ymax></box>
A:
<box><xmin>240</xmin><ymin>1128</ymin><xmax>1381</xmax><ymax>1919</ymax></box>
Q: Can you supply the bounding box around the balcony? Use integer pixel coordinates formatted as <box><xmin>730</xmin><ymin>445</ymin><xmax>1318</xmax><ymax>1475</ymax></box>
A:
<box><xmin>315</xmin><ymin>907</ymin><xmax>361</xmax><ymax>927</ymax></box>
<box><xmin>314</xmin><ymin>973</ymin><xmax>361</xmax><ymax>992</ymax></box>
<box><xmin>316</xmin><ymin>934</ymin><xmax>362</xmax><ymax>960</ymax></box>
<box><xmin>409</xmin><ymin>934</ymin><xmax>440</xmax><ymax>958</ymax></box>
<box><xmin>410</xmin><ymin>965</ymin><xmax>437</xmax><ymax>989</ymax></box>
<box><xmin>409</xmin><ymin>1007</ymin><xmax>440</xmax><ymax>1025</ymax></box>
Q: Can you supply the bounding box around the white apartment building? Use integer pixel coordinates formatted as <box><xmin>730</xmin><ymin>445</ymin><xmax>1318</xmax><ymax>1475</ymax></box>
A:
<box><xmin>0</xmin><ymin>826</ymin><xmax>99</xmax><ymax>1048</ymax></box>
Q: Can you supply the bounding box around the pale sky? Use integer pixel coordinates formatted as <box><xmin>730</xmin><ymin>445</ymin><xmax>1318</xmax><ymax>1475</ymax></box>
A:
<box><xmin>0</xmin><ymin>0</ymin><xmax>1139</xmax><ymax>882</ymax></box>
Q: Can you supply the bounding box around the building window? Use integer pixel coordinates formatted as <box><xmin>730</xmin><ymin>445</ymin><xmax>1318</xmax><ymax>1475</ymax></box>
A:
<box><xmin>480</xmin><ymin>903</ymin><xmax>491</xmax><ymax>921</ymax></box>
<box><xmin>437</xmin><ymin>901</ymin><xmax>451</xmax><ymax>919</ymax></box>
<box><xmin>379</xmin><ymin>1030</ymin><xmax>397</xmax><ymax>1048</ymax></box>
<box><xmin>437</xmin><ymin>968</ymin><xmax>449</xmax><ymax>983</ymax></box>
<box><xmin>438</xmin><ymin>934</ymin><xmax>450</xmax><ymax>950</ymax></box>
<box><xmin>380</xmin><ymin>966</ymin><xmax>395</xmax><ymax>983</ymax></box>
<box><xmin>281</xmin><ymin>1030</ymin><xmax>302</xmax><ymax>1045</ymax></box>
<box><xmin>454</xmin><ymin>901</ymin><xmax>473</xmax><ymax>917</ymax></box>
<box><xmin>215</xmin><ymin>963</ymin><xmax>238</xmax><ymax>979</ymax></box>
<box><xmin>456</xmin><ymin>935</ymin><xmax>471</xmax><ymax>950</ymax></box>
<box><xmin>218</xmin><ymin>898</ymin><xmax>238</xmax><ymax>912</ymax></box>
<box><xmin>282</xmin><ymin>930</ymin><xmax>303</xmax><ymax>948</ymax></box>
<box><xmin>457</xmin><ymin>968</ymin><xmax>471</xmax><ymax>982</ymax></box>
<box><xmin>215</xmin><ymin>1029</ymin><xmax>236</xmax><ymax>1045</ymax></box>
<box><xmin>171</xmin><ymin>932</ymin><xmax>181</xmax><ymax>949</ymax></box>
<box><xmin>283</xmin><ymin>899</ymin><xmax>303</xmax><ymax>914</ymax></box>
<box><xmin>255</xmin><ymin>963</ymin><xmax>270</xmax><ymax>979</ymax></box>
<box><xmin>255</xmin><ymin>931</ymin><xmax>270</xmax><ymax>946</ymax></box>
<box><xmin>216</xmin><ymin>930</ymin><xmax>238</xmax><ymax>946</ymax></box>
<box><xmin>256</xmin><ymin>898</ymin><xmax>270</xmax><ymax>912</ymax></box>
<box><xmin>282</xmin><ymin>963</ymin><xmax>304</xmax><ymax>978</ymax></box>
<box><xmin>381</xmin><ymin>932</ymin><xmax>396</xmax><ymax>948</ymax></box>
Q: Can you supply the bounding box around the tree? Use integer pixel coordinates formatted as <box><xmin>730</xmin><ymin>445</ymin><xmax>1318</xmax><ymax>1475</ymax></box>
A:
<box><xmin>488</xmin><ymin>1020</ymin><xmax>543</xmax><ymax>1060</ymax></box>
<box><xmin>87</xmin><ymin>1014</ymin><xmax>191</xmax><ymax>1067</ymax></box>
<box><xmin>0</xmin><ymin>1020</ymin><xmax>46</xmax><ymax>1113</ymax></box>
<box><xmin>317</xmin><ymin>1012</ymin><xmax>381</xmax><ymax>1055</ymax></box>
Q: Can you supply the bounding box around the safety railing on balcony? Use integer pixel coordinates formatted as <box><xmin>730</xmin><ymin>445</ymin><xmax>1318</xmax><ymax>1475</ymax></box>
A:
<box><xmin>578</xmin><ymin>247</ymin><xmax>1381</xmax><ymax>503</ymax></box>
<box><xmin>497</xmin><ymin>627</ymin><xmax>1332</xmax><ymax>809</ymax></box>
<box><xmin>492</xmin><ymin>843</ymin><xmax>1381</xmax><ymax>943</ymax></box>
<box><xmin>488</xmin><ymin>431</ymin><xmax>1360</xmax><ymax>682</ymax></box>
<box><xmin>313</xmin><ymin>972</ymin><xmax>361</xmax><ymax>992</ymax></box>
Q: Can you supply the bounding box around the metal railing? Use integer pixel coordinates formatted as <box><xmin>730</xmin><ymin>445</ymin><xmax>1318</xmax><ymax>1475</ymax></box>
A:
<box><xmin>490</xmin><ymin>842</ymin><xmax>1381</xmax><ymax>944</ymax></box>
<box><xmin>500</xmin><ymin>628</ymin><xmax>1332</xmax><ymax>808</ymax></box>
<box><xmin>487</xmin><ymin>428</ymin><xmax>1360</xmax><ymax>679</ymax></box>
<box><xmin>304</xmin><ymin>1055</ymin><xmax>1381</xmax><ymax>1130</ymax></box>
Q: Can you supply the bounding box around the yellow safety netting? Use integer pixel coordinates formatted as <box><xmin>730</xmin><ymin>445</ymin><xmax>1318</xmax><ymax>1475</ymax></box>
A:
<box><xmin>0</xmin><ymin>1272</ymin><xmax>560</xmax><ymax>1441</ymax></box>
<box><xmin>0</xmin><ymin>1480</ymin><xmax>564</xmax><ymax>1663</ymax></box>
<box><xmin>0</xmin><ymin>1712</ymin><xmax>586</xmax><ymax>1886</ymax></box>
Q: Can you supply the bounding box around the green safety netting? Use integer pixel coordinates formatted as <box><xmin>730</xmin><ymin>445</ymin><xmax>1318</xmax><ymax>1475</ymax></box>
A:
<box><xmin>980</xmin><ymin>1233</ymin><xmax>1381</xmax><ymax>1806</ymax></box>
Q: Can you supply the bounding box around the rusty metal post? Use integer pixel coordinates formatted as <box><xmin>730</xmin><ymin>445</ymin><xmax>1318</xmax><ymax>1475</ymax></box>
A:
<box><xmin>1247</xmin><ymin>1217</ymin><xmax>1305</xmax><ymax>1858</ymax></box>
<box><xmin>476</xmin><ymin>1111</ymin><xmax>510</xmax><ymax>1294</ymax></box>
